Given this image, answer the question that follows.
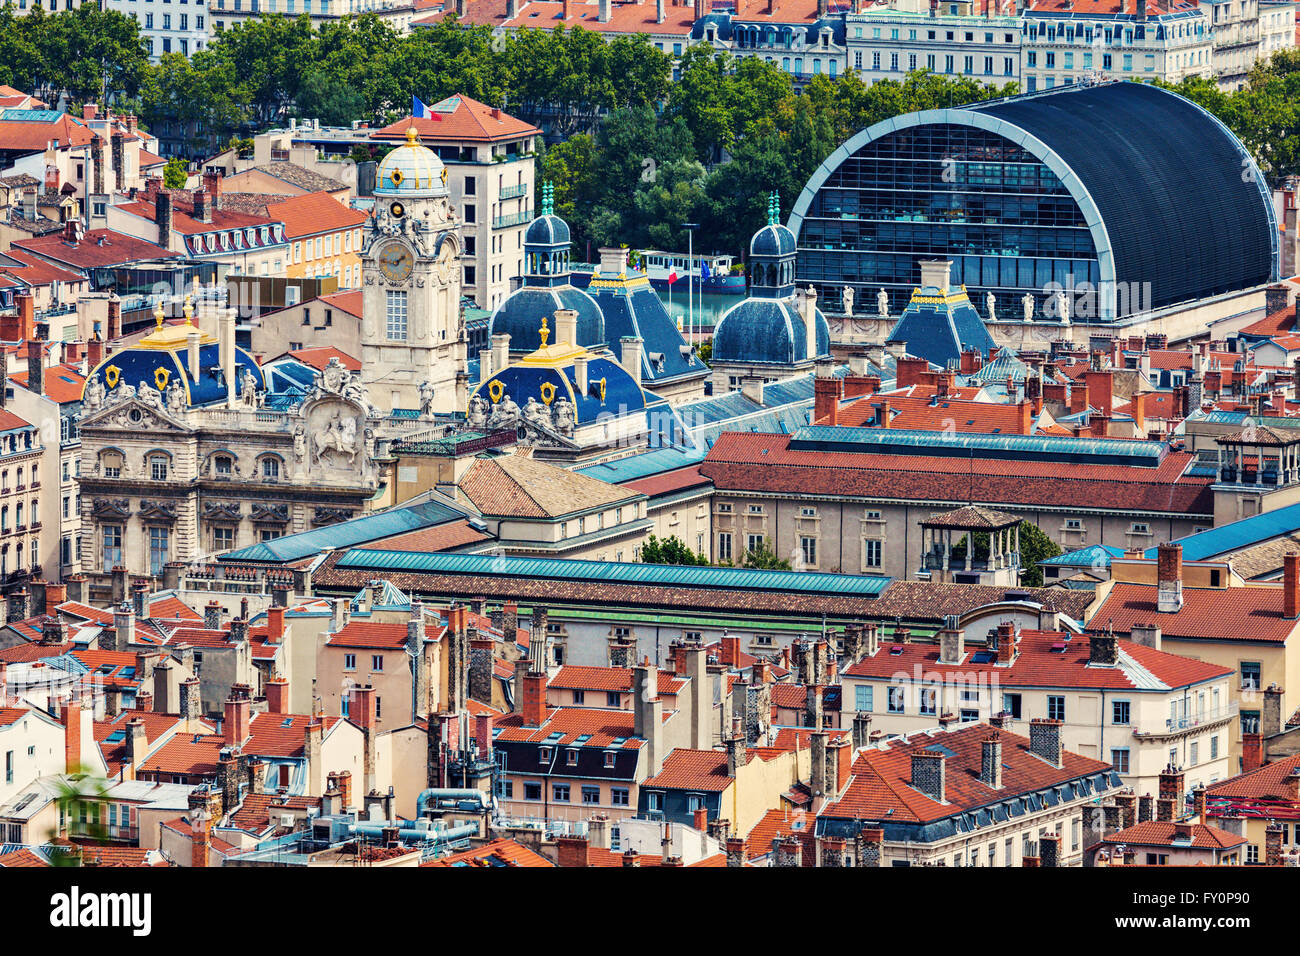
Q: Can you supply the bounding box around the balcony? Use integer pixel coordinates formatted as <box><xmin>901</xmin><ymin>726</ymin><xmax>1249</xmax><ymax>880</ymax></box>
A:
<box><xmin>499</xmin><ymin>183</ymin><xmax>528</xmax><ymax>200</ymax></box>
<box><xmin>1135</xmin><ymin>706</ymin><xmax>1237</xmax><ymax>739</ymax></box>
<box><xmin>492</xmin><ymin>208</ymin><xmax>533</xmax><ymax>229</ymax></box>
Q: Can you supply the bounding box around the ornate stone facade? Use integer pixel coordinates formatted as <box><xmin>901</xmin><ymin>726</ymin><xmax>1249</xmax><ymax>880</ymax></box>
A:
<box><xmin>77</xmin><ymin>353</ymin><xmax>382</xmax><ymax>583</ymax></box>
<box><xmin>360</xmin><ymin>128</ymin><xmax>468</xmax><ymax>417</ymax></box>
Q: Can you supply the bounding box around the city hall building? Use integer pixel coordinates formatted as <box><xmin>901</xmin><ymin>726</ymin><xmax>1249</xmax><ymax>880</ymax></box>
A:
<box><xmin>789</xmin><ymin>81</ymin><xmax>1278</xmax><ymax>341</ymax></box>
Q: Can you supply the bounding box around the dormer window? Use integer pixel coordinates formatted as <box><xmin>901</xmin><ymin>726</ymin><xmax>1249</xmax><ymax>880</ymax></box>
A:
<box><xmin>214</xmin><ymin>455</ymin><xmax>233</xmax><ymax>476</ymax></box>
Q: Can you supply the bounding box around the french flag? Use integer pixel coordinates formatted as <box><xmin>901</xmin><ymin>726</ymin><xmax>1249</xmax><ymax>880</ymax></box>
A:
<box><xmin>412</xmin><ymin>95</ymin><xmax>431</xmax><ymax>119</ymax></box>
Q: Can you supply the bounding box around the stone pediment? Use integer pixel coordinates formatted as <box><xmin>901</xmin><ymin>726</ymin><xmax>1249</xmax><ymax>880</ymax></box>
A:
<box><xmin>81</xmin><ymin>398</ymin><xmax>189</xmax><ymax>434</ymax></box>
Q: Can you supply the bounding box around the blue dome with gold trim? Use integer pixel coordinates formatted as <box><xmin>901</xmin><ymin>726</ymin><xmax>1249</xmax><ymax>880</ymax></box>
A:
<box><xmin>85</xmin><ymin>302</ymin><xmax>264</xmax><ymax>408</ymax></box>
<box><xmin>471</xmin><ymin>339</ymin><xmax>645</xmax><ymax>428</ymax></box>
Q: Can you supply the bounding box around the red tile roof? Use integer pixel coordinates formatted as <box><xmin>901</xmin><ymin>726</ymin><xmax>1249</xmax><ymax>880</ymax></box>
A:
<box><xmin>68</xmin><ymin>843</ymin><xmax>171</xmax><ymax>866</ymax></box>
<box><xmin>353</xmin><ymin>520</ymin><xmax>491</xmax><ymax>552</ymax></box>
<box><xmin>1089</xmin><ymin>583</ymin><xmax>1298</xmax><ymax>644</ymax></box>
<box><xmin>821</xmin><ymin>723</ymin><xmax>1111</xmax><ymax>824</ymax></box>
<box><xmin>264</xmin><ymin>191</ymin><xmax>367</xmax><ymax>240</ymax></box>
<box><xmin>0</xmin><ymin>847</ymin><xmax>48</xmax><ymax>867</ymax></box>
<box><xmin>844</xmin><ymin>629</ymin><xmax>1232</xmax><ymax>690</ymax></box>
<box><xmin>643</xmin><ymin>748</ymin><xmax>733</xmax><ymax>792</ymax></box>
<box><xmin>621</xmin><ymin>465</ymin><xmax>711</xmax><ymax>498</ymax></box>
<box><xmin>138</xmin><ymin>732</ymin><xmax>224</xmax><ymax>777</ymax></box>
<box><xmin>9</xmin><ymin>363</ymin><xmax>85</xmax><ymax>403</ymax></box>
<box><xmin>1100</xmin><ymin>820</ymin><xmax>1246</xmax><ymax>850</ymax></box>
<box><xmin>286</xmin><ymin>345</ymin><xmax>362</xmax><ymax>372</ymax></box>
<box><xmin>326</xmin><ymin>621</ymin><xmax>445</xmax><ymax>649</ymax></box>
<box><xmin>423</xmin><ymin>837</ymin><xmax>554</xmax><ymax>867</ymax></box>
<box><xmin>0</xmin><ymin>642</ymin><xmax>72</xmax><ymax>664</ymax></box>
<box><xmin>0</xmin><ymin>112</ymin><xmax>94</xmax><ymax>151</ymax></box>
<box><xmin>548</xmin><ymin>665</ymin><xmax>684</xmax><ymax>696</ymax></box>
<box><xmin>745</xmin><ymin>807</ymin><xmax>816</xmax><ymax>863</ymax></box>
<box><xmin>0</xmin><ymin>247</ymin><xmax>85</xmax><ymax>287</ymax></box>
<box><xmin>1206</xmin><ymin>753</ymin><xmax>1300</xmax><ymax>801</ymax></box>
<box><xmin>369</xmin><ymin>94</ymin><xmax>538</xmax><ymax>143</ymax></box>
<box><xmin>833</xmin><ymin>393</ymin><xmax>1037</xmax><ymax>435</ymax></box>
<box><xmin>13</xmin><ymin>229</ymin><xmax>178</xmax><ymax>270</ymax></box>
<box><xmin>114</xmin><ymin>196</ymin><xmax>276</xmax><ymax>237</ymax></box>
<box><xmin>94</xmin><ymin>710</ymin><xmax>202</xmax><ymax>776</ymax></box>
<box><xmin>700</xmin><ymin>432</ymin><xmax>1213</xmax><ymax>516</ymax></box>
<box><xmin>0</xmin><ymin>407</ymin><xmax>33</xmax><ymax>430</ymax></box>
<box><xmin>0</xmin><ymin>706</ymin><xmax>30</xmax><ymax>728</ymax></box>
<box><xmin>494</xmin><ymin>707</ymin><xmax>648</xmax><ymax>748</ymax></box>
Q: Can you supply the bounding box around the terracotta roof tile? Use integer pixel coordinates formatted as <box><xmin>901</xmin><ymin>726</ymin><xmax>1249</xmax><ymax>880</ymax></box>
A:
<box><xmin>821</xmin><ymin>723</ymin><xmax>1113</xmax><ymax>824</ymax></box>
<box><xmin>643</xmin><ymin>748</ymin><xmax>733</xmax><ymax>792</ymax></box>
<box><xmin>326</xmin><ymin>621</ymin><xmax>445</xmax><ymax>649</ymax></box>
<box><xmin>700</xmin><ymin>432</ymin><xmax>1213</xmax><ymax>516</ymax></box>
<box><xmin>1206</xmin><ymin>753</ymin><xmax>1300</xmax><ymax>801</ymax></box>
<box><xmin>844</xmin><ymin>629</ymin><xmax>1232</xmax><ymax>690</ymax></box>
<box><xmin>13</xmin><ymin>229</ymin><xmax>178</xmax><ymax>269</ymax></box>
<box><xmin>1089</xmin><ymin>583</ymin><xmax>1298</xmax><ymax>644</ymax></box>
<box><xmin>353</xmin><ymin>520</ymin><xmax>491</xmax><ymax>552</ymax></box>
<box><xmin>1100</xmin><ymin>820</ymin><xmax>1246</xmax><ymax>850</ymax></box>
<box><xmin>264</xmin><ymin>191</ymin><xmax>367</xmax><ymax>240</ymax></box>
<box><xmin>494</xmin><ymin>707</ymin><xmax>646</xmax><ymax>748</ymax></box>
<box><xmin>369</xmin><ymin>94</ymin><xmax>538</xmax><ymax>143</ymax></box>
<box><xmin>461</xmin><ymin>454</ymin><xmax>639</xmax><ymax>518</ymax></box>
<box><xmin>423</xmin><ymin>837</ymin><xmax>554</xmax><ymax>867</ymax></box>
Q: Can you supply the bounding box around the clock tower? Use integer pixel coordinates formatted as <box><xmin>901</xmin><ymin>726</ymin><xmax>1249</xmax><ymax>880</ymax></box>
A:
<box><xmin>360</xmin><ymin>128</ymin><xmax>466</xmax><ymax>416</ymax></box>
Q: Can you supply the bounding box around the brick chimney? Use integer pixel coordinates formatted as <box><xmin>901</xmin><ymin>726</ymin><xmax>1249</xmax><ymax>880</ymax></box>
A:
<box><xmin>60</xmin><ymin>702</ymin><xmax>81</xmax><ymax>773</ymax></box>
<box><xmin>813</xmin><ymin>369</ymin><xmax>842</xmax><ymax>426</ymax></box>
<box><xmin>267</xmin><ymin>605</ymin><xmax>285</xmax><ymax>642</ymax></box>
<box><xmin>910</xmin><ymin>749</ymin><xmax>946</xmax><ymax>802</ymax></box>
<box><xmin>995</xmin><ymin>621</ymin><xmax>1017</xmax><ymax>665</ymax></box>
<box><xmin>556</xmin><ymin>835</ymin><xmax>590</xmax><ymax>867</ymax></box>
<box><xmin>1156</xmin><ymin>543</ymin><xmax>1183</xmax><ymax>613</ymax></box>
<box><xmin>1028</xmin><ymin>718</ymin><xmax>1062</xmax><ymax>767</ymax></box>
<box><xmin>1286</xmin><ymin>553</ymin><xmax>1300</xmax><ymax>619</ymax></box>
<box><xmin>224</xmin><ymin>693</ymin><xmax>250</xmax><ymax>747</ymax></box>
<box><xmin>1241</xmin><ymin>731</ymin><xmax>1263</xmax><ymax>772</ymax></box>
<box><xmin>351</xmin><ymin>684</ymin><xmax>376</xmax><ymax>731</ymax></box>
<box><xmin>522</xmin><ymin>672</ymin><xmax>546</xmax><ymax>727</ymax></box>
<box><xmin>192</xmin><ymin>189</ymin><xmax>211</xmax><ymax>223</ymax></box>
<box><xmin>265</xmin><ymin>675</ymin><xmax>289</xmax><ymax>714</ymax></box>
<box><xmin>204</xmin><ymin>600</ymin><xmax>222</xmax><ymax>631</ymax></box>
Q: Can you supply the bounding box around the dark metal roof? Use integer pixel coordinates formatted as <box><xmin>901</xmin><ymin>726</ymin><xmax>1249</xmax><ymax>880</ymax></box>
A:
<box><xmin>970</xmin><ymin>82</ymin><xmax>1276</xmax><ymax>310</ymax></box>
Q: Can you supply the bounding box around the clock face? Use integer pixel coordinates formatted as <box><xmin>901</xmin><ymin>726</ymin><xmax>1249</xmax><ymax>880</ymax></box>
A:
<box><xmin>378</xmin><ymin>242</ymin><xmax>414</xmax><ymax>283</ymax></box>
<box><xmin>389</xmin><ymin>201</ymin><xmax>405</xmax><ymax>219</ymax></box>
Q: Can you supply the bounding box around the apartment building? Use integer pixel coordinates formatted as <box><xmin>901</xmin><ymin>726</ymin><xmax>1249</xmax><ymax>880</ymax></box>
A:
<box><xmin>266</xmin><ymin>192</ymin><xmax>367</xmax><ymax>288</ymax></box>
<box><xmin>847</xmin><ymin>0</ymin><xmax>1021</xmax><ymax>85</ymax></box>
<box><xmin>369</xmin><ymin>96</ymin><xmax>538</xmax><ymax>311</ymax></box>
<box><xmin>208</xmin><ymin>0</ymin><xmax>421</xmax><ymax>34</ymax></box>
<box><xmin>104</xmin><ymin>0</ymin><xmax>210</xmax><ymax>59</ymax></box>
<box><xmin>1020</xmin><ymin>0</ymin><xmax>1213</xmax><ymax>92</ymax></box>
<box><xmin>816</xmin><ymin>719</ymin><xmax>1120</xmax><ymax>866</ymax></box>
<box><xmin>840</xmin><ymin>621</ymin><xmax>1236</xmax><ymax>793</ymax></box>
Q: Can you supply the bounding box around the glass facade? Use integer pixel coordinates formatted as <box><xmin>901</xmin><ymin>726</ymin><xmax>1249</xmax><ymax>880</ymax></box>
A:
<box><xmin>795</xmin><ymin>124</ymin><xmax>1100</xmax><ymax>320</ymax></box>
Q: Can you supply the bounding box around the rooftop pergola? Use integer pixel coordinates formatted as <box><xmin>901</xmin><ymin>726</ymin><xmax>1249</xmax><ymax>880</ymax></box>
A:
<box><xmin>1215</xmin><ymin>425</ymin><xmax>1300</xmax><ymax>488</ymax></box>
<box><xmin>920</xmin><ymin>505</ymin><xmax>1022</xmax><ymax>577</ymax></box>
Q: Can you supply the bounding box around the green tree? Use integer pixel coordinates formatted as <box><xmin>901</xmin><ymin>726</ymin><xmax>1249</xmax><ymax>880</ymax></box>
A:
<box><xmin>640</xmin><ymin>533</ymin><xmax>708</xmax><ymax>566</ymax></box>
<box><xmin>162</xmin><ymin>156</ymin><xmax>188</xmax><ymax>189</ymax></box>
<box><xmin>296</xmin><ymin>69</ymin><xmax>366</xmax><ymax>128</ymax></box>
<box><xmin>740</xmin><ymin>538</ymin><xmax>792</xmax><ymax>570</ymax></box>
<box><xmin>1017</xmin><ymin>520</ymin><xmax>1062</xmax><ymax>588</ymax></box>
